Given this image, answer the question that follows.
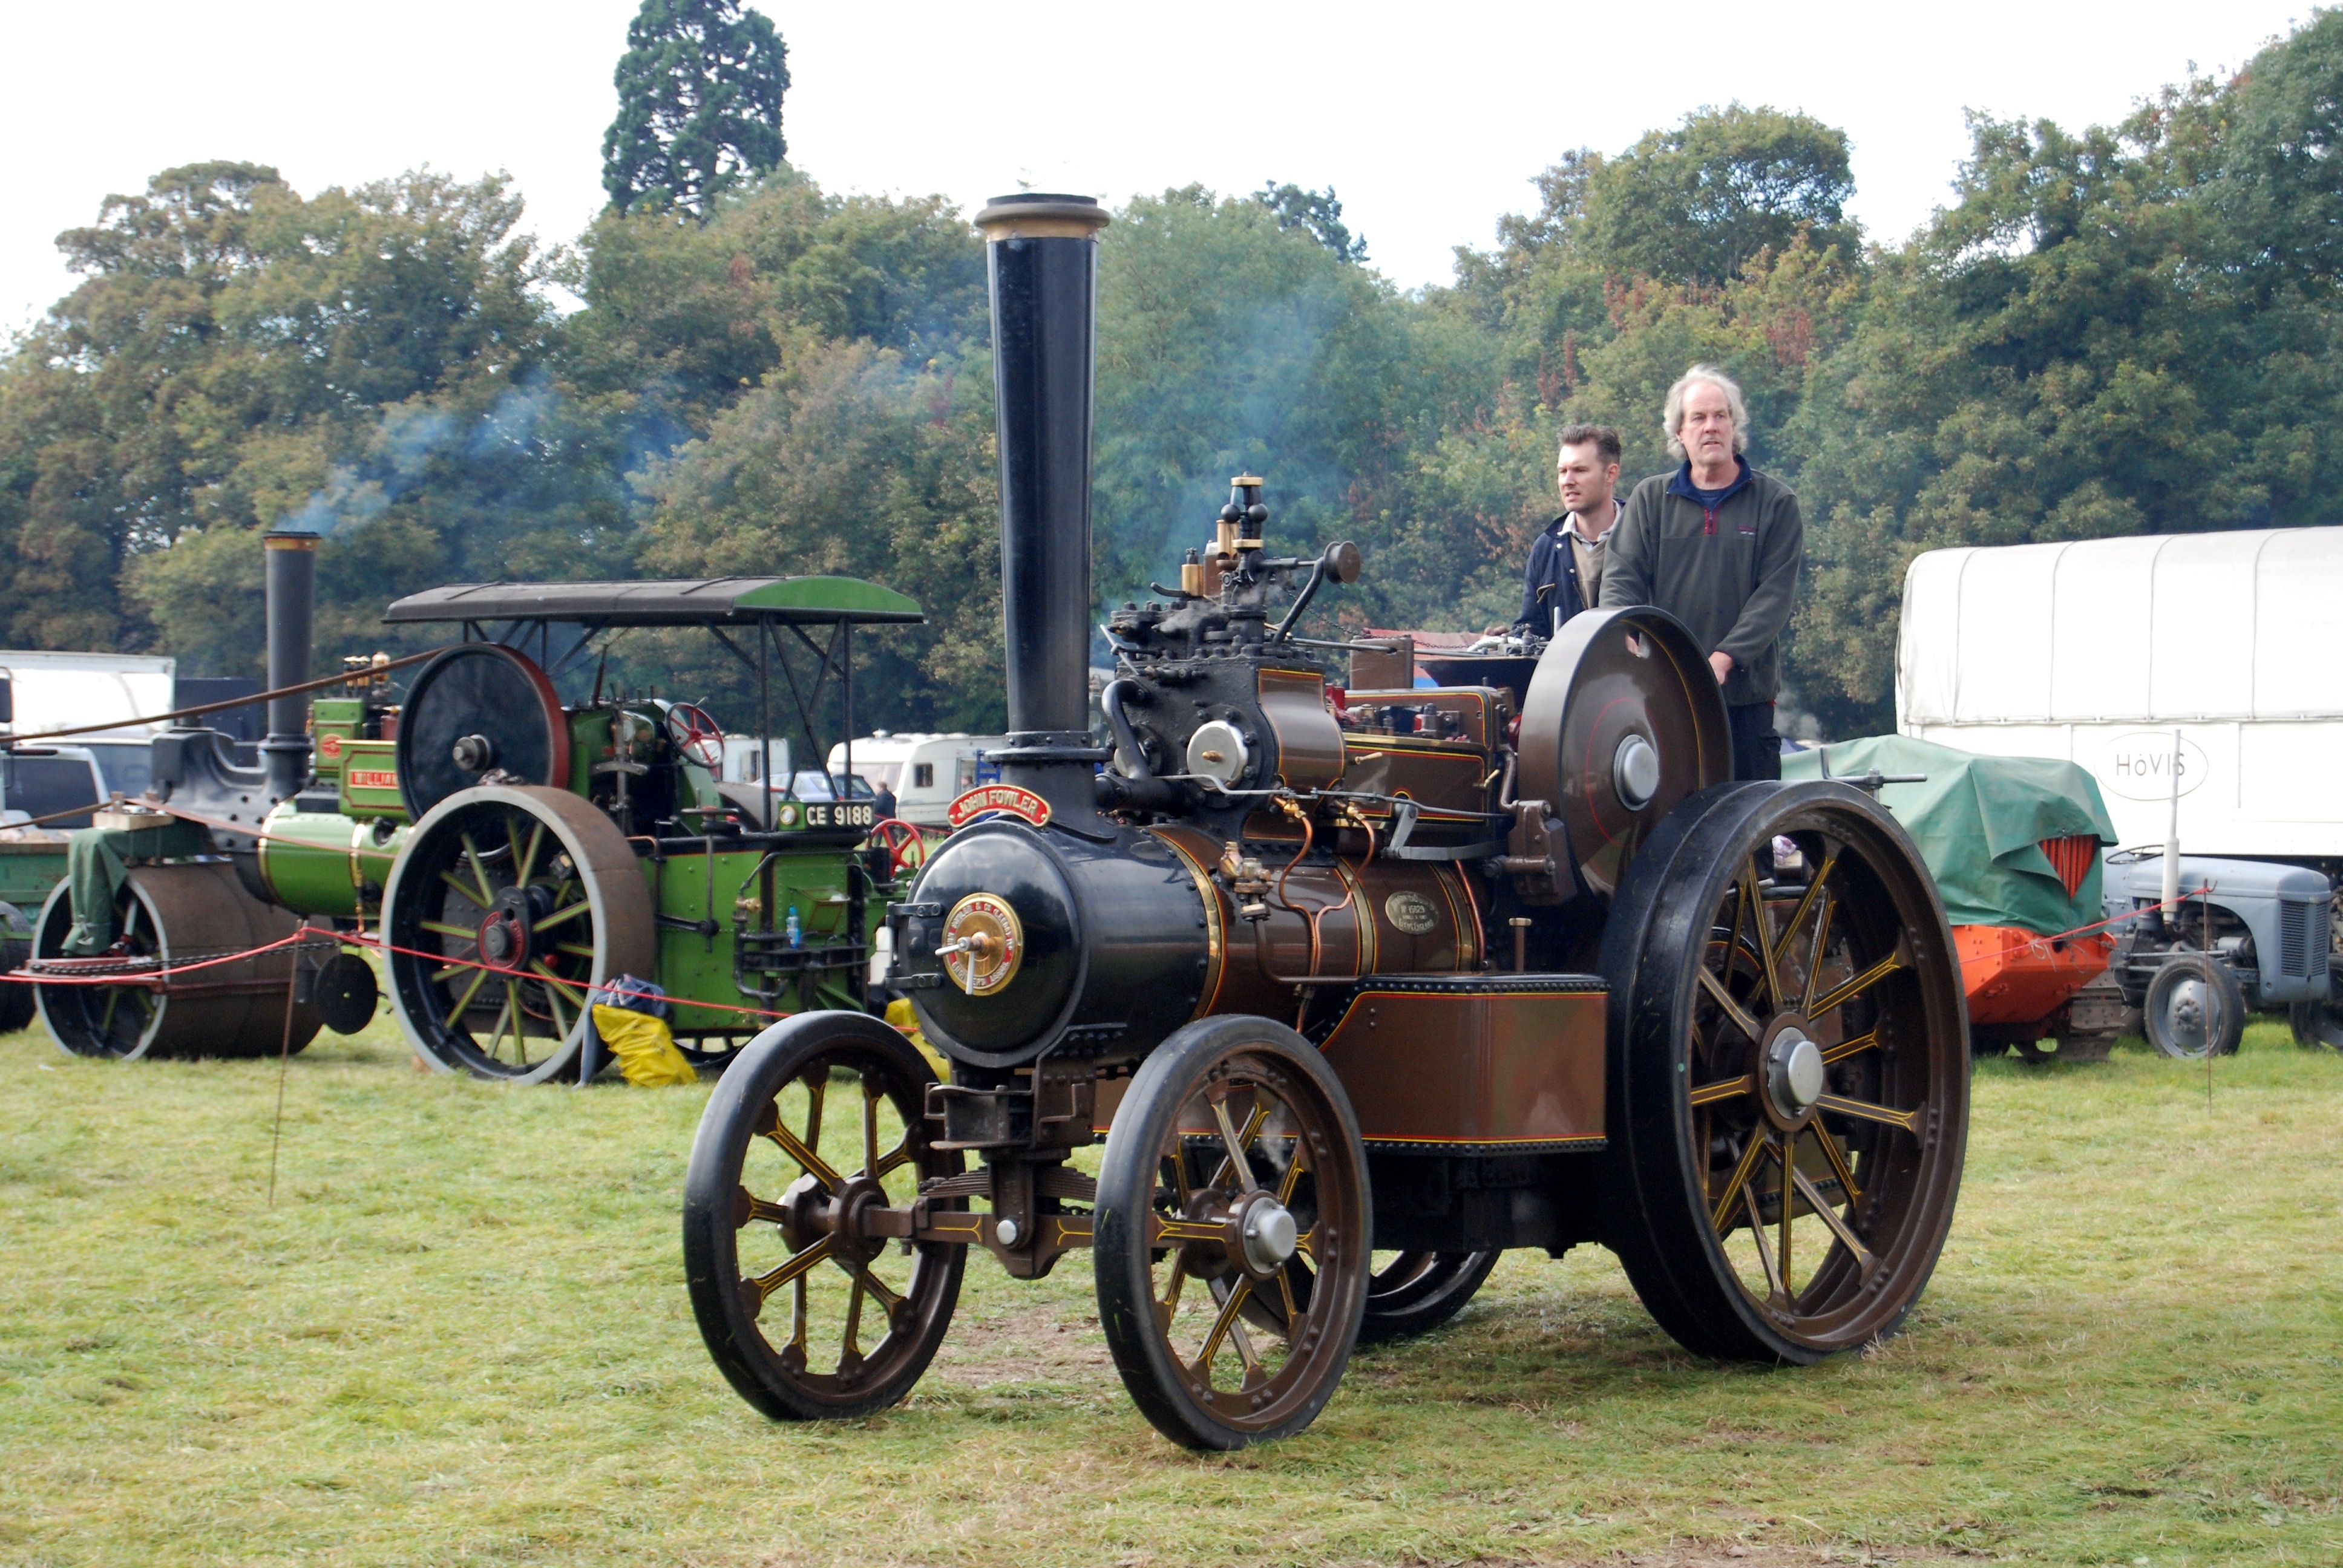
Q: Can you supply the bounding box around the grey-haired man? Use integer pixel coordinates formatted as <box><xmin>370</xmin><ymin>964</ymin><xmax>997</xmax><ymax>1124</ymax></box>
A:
<box><xmin>1600</xmin><ymin>364</ymin><xmax>1803</xmax><ymax>781</ymax></box>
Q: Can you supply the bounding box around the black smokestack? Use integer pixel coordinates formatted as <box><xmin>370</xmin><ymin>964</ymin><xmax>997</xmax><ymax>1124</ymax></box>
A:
<box><xmin>975</xmin><ymin>193</ymin><xmax>1109</xmax><ymax>810</ymax></box>
<box><xmin>260</xmin><ymin>528</ymin><xmax>319</xmax><ymax>803</ymax></box>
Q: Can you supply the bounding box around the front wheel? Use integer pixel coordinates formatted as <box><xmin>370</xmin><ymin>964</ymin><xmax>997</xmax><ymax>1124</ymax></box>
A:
<box><xmin>1093</xmin><ymin>1016</ymin><xmax>1372</xmax><ymax>1450</ymax></box>
<box><xmin>683</xmin><ymin>1011</ymin><xmax>965</xmax><ymax>1421</ymax></box>
<box><xmin>2142</xmin><ymin>957</ymin><xmax>2246</xmax><ymax>1059</ymax></box>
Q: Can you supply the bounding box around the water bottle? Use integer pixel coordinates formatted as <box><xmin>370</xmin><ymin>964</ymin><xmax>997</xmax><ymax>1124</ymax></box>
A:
<box><xmin>785</xmin><ymin>906</ymin><xmax>802</xmax><ymax>949</ymax></box>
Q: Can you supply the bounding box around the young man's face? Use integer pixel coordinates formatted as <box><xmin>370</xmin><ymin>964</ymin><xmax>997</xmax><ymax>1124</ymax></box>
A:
<box><xmin>1556</xmin><ymin>442</ymin><xmax>1620</xmax><ymax>521</ymax></box>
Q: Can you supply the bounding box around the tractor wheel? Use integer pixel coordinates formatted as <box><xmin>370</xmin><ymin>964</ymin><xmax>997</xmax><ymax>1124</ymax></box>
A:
<box><xmin>2142</xmin><ymin>956</ymin><xmax>2246</xmax><ymax>1059</ymax></box>
<box><xmin>1600</xmin><ymin>780</ymin><xmax>1970</xmax><ymax>1364</ymax></box>
<box><xmin>381</xmin><ymin>784</ymin><xmax>653</xmax><ymax>1083</ymax></box>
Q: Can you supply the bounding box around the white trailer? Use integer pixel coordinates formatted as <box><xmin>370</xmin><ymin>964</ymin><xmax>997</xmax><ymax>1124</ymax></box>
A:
<box><xmin>0</xmin><ymin>651</ymin><xmax>174</xmax><ymax>746</ymax></box>
<box><xmin>1896</xmin><ymin>526</ymin><xmax>2343</xmax><ymax>858</ymax></box>
<box><xmin>825</xmin><ymin>732</ymin><xmax>1012</xmax><ymax>826</ymax></box>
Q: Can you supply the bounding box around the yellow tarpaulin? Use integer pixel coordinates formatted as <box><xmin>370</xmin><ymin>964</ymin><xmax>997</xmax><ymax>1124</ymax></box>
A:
<box><xmin>591</xmin><ymin>1004</ymin><xmax>699</xmax><ymax>1087</ymax></box>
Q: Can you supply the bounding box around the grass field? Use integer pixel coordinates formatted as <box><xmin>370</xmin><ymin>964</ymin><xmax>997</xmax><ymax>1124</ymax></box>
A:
<box><xmin>0</xmin><ymin>1012</ymin><xmax>2336</xmax><ymax>1568</ymax></box>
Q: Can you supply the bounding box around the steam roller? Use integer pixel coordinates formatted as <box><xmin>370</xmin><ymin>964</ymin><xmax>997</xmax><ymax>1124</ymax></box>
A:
<box><xmin>28</xmin><ymin>528</ymin><xmax>402</xmax><ymax>1060</ymax></box>
<box><xmin>681</xmin><ymin>193</ymin><xmax>1971</xmax><ymax>1451</ymax></box>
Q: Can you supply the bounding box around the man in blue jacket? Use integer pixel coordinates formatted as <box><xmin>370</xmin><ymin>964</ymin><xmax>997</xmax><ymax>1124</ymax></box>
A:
<box><xmin>1601</xmin><ymin>365</ymin><xmax>1803</xmax><ymax>781</ymax></box>
<box><xmin>1513</xmin><ymin>424</ymin><xmax>1625</xmax><ymax>639</ymax></box>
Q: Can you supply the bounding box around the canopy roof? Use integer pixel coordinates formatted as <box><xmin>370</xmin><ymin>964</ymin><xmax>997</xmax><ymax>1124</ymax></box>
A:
<box><xmin>1783</xmin><ymin>734</ymin><xmax>2119</xmax><ymax>935</ymax></box>
<box><xmin>382</xmin><ymin>576</ymin><xmax>923</xmax><ymax>628</ymax></box>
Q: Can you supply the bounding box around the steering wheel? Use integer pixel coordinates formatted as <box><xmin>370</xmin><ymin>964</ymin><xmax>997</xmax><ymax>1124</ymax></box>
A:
<box><xmin>664</xmin><ymin>703</ymin><xmax>726</xmax><ymax>769</ymax></box>
<box><xmin>868</xmin><ymin>817</ymin><xmax>928</xmax><ymax>877</ymax></box>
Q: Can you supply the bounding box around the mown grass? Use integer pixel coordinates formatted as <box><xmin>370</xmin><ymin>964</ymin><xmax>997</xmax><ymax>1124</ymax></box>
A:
<box><xmin>0</xmin><ymin>1013</ymin><xmax>2335</xmax><ymax>1568</ymax></box>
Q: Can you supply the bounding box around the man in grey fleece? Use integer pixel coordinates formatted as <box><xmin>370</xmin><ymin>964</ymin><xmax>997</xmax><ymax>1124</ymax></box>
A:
<box><xmin>1599</xmin><ymin>364</ymin><xmax>1801</xmax><ymax>780</ymax></box>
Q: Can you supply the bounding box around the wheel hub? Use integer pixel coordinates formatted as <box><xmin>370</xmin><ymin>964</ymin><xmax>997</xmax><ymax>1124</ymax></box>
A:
<box><xmin>1234</xmin><ymin>1190</ymin><xmax>1299</xmax><ymax>1276</ymax></box>
<box><xmin>1763</xmin><ymin>1019</ymin><xmax>1827</xmax><ymax>1122</ymax></box>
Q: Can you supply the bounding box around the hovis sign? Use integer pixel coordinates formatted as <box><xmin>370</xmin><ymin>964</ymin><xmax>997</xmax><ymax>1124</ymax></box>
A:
<box><xmin>2101</xmin><ymin>730</ymin><xmax>2210</xmax><ymax>802</ymax></box>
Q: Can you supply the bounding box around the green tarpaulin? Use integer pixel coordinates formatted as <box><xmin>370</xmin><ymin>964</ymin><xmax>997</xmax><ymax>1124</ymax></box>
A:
<box><xmin>1781</xmin><ymin>736</ymin><xmax>2118</xmax><ymax>936</ymax></box>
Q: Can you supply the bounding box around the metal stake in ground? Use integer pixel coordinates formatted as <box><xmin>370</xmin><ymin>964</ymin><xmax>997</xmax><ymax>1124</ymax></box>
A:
<box><xmin>267</xmin><ymin>932</ymin><xmax>312</xmax><ymax>1206</ymax></box>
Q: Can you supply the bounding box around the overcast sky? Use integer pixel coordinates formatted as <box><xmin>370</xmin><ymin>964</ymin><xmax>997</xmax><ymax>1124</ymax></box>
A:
<box><xmin>0</xmin><ymin>1</ymin><xmax>2316</xmax><ymax>335</ymax></box>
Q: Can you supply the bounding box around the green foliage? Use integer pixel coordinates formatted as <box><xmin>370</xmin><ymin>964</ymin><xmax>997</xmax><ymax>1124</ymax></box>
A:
<box><xmin>1581</xmin><ymin>104</ymin><xmax>1859</xmax><ymax>288</ymax></box>
<box><xmin>0</xmin><ymin>161</ymin><xmax>580</xmax><ymax>671</ymax></box>
<box><xmin>634</xmin><ymin>333</ymin><xmax>1004</xmax><ymax>734</ymax></box>
<box><xmin>1778</xmin><ymin>13</ymin><xmax>2343</xmax><ymax>731</ymax></box>
<box><xmin>1252</xmin><ymin>180</ymin><xmax>1368</xmax><ymax>262</ymax></box>
<box><xmin>601</xmin><ymin>0</ymin><xmax>788</xmax><ymax>219</ymax></box>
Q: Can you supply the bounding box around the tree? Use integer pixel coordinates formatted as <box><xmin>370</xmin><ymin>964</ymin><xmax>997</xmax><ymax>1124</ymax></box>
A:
<box><xmin>602</xmin><ymin>0</ymin><xmax>788</xmax><ymax>219</ymax></box>
<box><xmin>0</xmin><ymin>162</ymin><xmax>579</xmax><ymax>670</ymax></box>
<box><xmin>1581</xmin><ymin>105</ymin><xmax>1859</xmax><ymax>287</ymax></box>
<box><xmin>1253</xmin><ymin>181</ymin><xmax>1368</xmax><ymax>262</ymax></box>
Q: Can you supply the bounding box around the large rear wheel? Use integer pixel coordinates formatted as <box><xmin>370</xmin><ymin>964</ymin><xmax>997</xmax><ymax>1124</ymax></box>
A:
<box><xmin>1601</xmin><ymin>780</ymin><xmax>1970</xmax><ymax>1363</ymax></box>
<box><xmin>381</xmin><ymin>785</ymin><xmax>654</xmax><ymax>1083</ymax></box>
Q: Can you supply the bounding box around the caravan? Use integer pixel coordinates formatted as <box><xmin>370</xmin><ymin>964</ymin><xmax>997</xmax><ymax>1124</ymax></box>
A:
<box><xmin>824</xmin><ymin>732</ymin><xmax>1011</xmax><ymax>825</ymax></box>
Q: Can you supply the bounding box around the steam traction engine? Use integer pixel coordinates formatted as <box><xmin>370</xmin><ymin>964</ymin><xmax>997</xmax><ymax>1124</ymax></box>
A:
<box><xmin>683</xmin><ymin>194</ymin><xmax>1971</xmax><ymax>1450</ymax></box>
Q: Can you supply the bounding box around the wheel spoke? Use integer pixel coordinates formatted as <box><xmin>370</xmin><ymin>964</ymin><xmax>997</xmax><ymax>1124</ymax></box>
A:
<box><xmin>1809</xmin><ymin>1120</ymin><xmax>1864</xmax><ymax>1204</ymax></box>
<box><xmin>738</xmin><ymin>1188</ymin><xmax>790</xmax><ymax>1227</ymax></box>
<box><xmin>537</xmin><ymin>972</ymin><xmax>572</xmax><ymax>1040</ymax></box>
<box><xmin>1194</xmin><ymin>1276</ymin><xmax>1252</xmax><ymax>1377</ymax></box>
<box><xmin>1772</xmin><ymin>846</ymin><xmax>1838</xmax><ymax>978</ymax></box>
<box><xmin>1777</xmin><ymin>1137</ymin><xmax>1794</xmax><ymax>1295</ymax></box>
<box><xmin>1698</xmin><ymin>965</ymin><xmax>1766</xmax><ymax>1044</ymax></box>
<box><xmin>555</xmin><ymin>942</ymin><xmax>595</xmax><ymax>959</ymax></box>
<box><xmin>98</xmin><ymin>986</ymin><xmax>123</xmax><ymax>1038</ymax></box>
<box><xmin>1740</xmin><ymin>859</ymin><xmax>1783</xmax><ymax>1011</ymax></box>
<box><xmin>1276</xmin><ymin>1141</ymin><xmax>1309</xmax><ymax>1204</ymax></box>
<box><xmin>1689</xmin><ymin>1073</ymin><xmax>1755</xmax><ymax>1107</ymax></box>
<box><xmin>1801</xmin><ymin>887</ymin><xmax>1839</xmax><ymax>1016</ymax></box>
<box><xmin>487</xmin><ymin>990</ymin><xmax>516</xmax><ymax>1062</ymax></box>
<box><xmin>1742</xmin><ymin>1183</ymin><xmax>1786</xmax><ymax>1300</ymax></box>
<box><xmin>532</xmin><ymin>900</ymin><xmax>594</xmax><ymax>935</ymax></box>
<box><xmin>419</xmin><ymin>918</ymin><xmax>479</xmax><ymax>940</ymax></box>
<box><xmin>445</xmin><ymin>962</ymin><xmax>491</xmax><ymax>1019</ymax></box>
<box><xmin>438</xmin><ymin>870</ymin><xmax>491</xmax><ymax>910</ymax></box>
<box><xmin>1227</xmin><ymin>1313</ymin><xmax>1267</xmax><ymax>1388</ymax></box>
<box><xmin>834</xmin><ymin>1254</ymin><xmax>903</xmax><ymax>1313</ymax></box>
<box><xmin>743</xmin><ymin>1235</ymin><xmax>833</xmax><ymax>1315</ymax></box>
<box><xmin>528</xmin><ymin>960</ymin><xmax>588</xmax><ymax>1003</ymax></box>
<box><xmin>764</xmin><ymin>1121</ymin><xmax>844</xmax><ymax>1191</ymax></box>
<box><xmin>861</xmin><ymin>1083</ymin><xmax>880</xmax><ymax>1174</ymax></box>
<box><xmin>1809</xmin><ymin>951</ymin><xmax>1906</xmax><ymax>1019</ymax></box>
<box><xmin>1211</xmin><ymin>1094</ymin><xmax>1262</xmax><ymax>1193</ymax></box>
<box><xmin>804</xmin><ymin>1073</ymin><xmax>827</xmax><ymax>1155</ymax></box>
<box><xmin>871</xmin><ymin>1137</ymin><xmax>914</xmax><ymax>1180</ymax></box>
<box><xmin>1711</xmin><ymin>1128</ymin><xmax>1772</xmax><ymax>1233</ymax></box>
<box><xmin>1791</xmin><ymin>1161</ymin><xmax>1876</xmax><ymax>1274</ymax></box>
<box><xmin>837</xmin><ymin>1271</ymin><xmax>868</xmax><ymax>1365</ymax></box>
<box><xmin>1156</xmin><ymin>1253</ymin><xmax>1191</xmax><ymax>1333</ymax></box>
<box><xmin>457</xmin><ymin>833</ymin><xmax>497</xmax><ymax>906</ymax></box>
<box><xmin>1815</xmin><ymin>1093</ymin><xmax>1921</xmax><ymax>1134</ymax></box>
<box><xmin>514</xmin><ymin>820</ymin><xmax>546</xmax><ymax>886</ymax></box>
<box><xmin>1820</xmin><ymin>1028</ymin><xmax>1878</xmax><ymax>1065</ymax></box>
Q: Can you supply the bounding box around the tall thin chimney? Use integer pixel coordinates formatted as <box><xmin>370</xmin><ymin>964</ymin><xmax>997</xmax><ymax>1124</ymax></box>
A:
<box><xmin>973</xmin><ymin>193</ymin><xmax>1109</xmax><ymax>815</ymax></box>
<box><xmin>260</xmin><ymin>528</ymin><xmax>320</xmax><ymax>803</ymax></box>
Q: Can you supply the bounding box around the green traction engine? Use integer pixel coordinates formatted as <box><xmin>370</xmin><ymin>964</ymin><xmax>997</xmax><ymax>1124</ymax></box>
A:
<box><xmin>370</xmin><ymin>578</ymin><xmax>923</xmax><ymax>1083</ymax></box>
<box><xmin>31</xmin><ymin>533</ymin><xmax>925</xmax><ymax>1077</ymax></box>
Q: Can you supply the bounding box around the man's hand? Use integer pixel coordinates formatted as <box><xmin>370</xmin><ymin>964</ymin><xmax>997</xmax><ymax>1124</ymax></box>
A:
<box><xmin>1709</xmin><ymin>651</ymin><xmax>1735</xmax><ymax>684</ymax></box>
